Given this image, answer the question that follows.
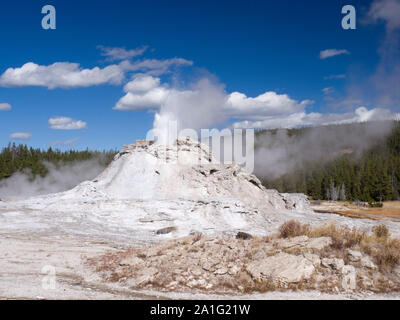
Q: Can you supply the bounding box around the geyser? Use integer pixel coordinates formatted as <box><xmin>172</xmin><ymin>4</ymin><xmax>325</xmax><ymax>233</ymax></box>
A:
<box><xmin>0</xmin><ymin>138</ymin><xmax>313</xmax><ymax>240</ymax></box>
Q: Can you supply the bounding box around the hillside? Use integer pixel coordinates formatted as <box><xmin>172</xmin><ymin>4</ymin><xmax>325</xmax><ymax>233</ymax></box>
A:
<box><xmin>0</xmin><ymin>144</ymin><xmax>116</xmax><ymax>180</ymax></box>
<box><xmin>257</xmin><ymin>121</ymin><xmax>400</xmax><ymax>202</ymax></box>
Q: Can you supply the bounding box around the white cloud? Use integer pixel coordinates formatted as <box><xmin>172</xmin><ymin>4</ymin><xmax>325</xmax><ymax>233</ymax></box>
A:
<box><xmin>98</xmin><ymin>45</ymin><xmax>148</xmax><ymax>61</ymax></box>
<box><xmin>123</xmin><ymin>74</ymin><xmax>161</xmax><ymax>92</ymax></box>
<box><xmin>114</xmin><ymin>88</ymin><xmax>170</xmax><ymax>111</ymax></box>
<box><xmin>49</xmin><ymin>117</ymin><xmax>87</xmax><ymax>130</ymax></box>
<box><xmin>119</xmin><ymin>58</ymin><xmax>193</xmax><ymax>75</ymax></box>
<box><xmin>0</xmin><ymin>103</ymin><xmax>11</xmax><ymax>111</ymax></box>
<box><xmin>10</xmin><ymin>132</ymin><xmax>31</xmax><ymax>139</ymax></box>
<box><xmin>368</xmin><ymin>0</ymin><xmax>400</xmax><ymax>31</ymax></box>
<box><xmin>114</xmin><ymin>75</ymin><xmax>313</xmax><ymax>120</ymax></box>
<box><xmin>225</xmin><ymin>91</ymin><xmax>313</xmax><ymax>120</ymax></box>
<box><xmin>319</xmin><ymin>49</ymin><xmax>350</xmax><ymax>59</ymax></box>
<box><xmin>0</xmin><ymin>62</ymin><xmax>124</xmax><ymax>89</ymax></box>
<box><xmin>113</xmin><ymin>75</ymin><xmax>398</xmax><ymax>133</ymax></box>
<box><xmin>114</xmin><ymin>75</ymin><xmax>170</xmax><ymax>111</ymax></box>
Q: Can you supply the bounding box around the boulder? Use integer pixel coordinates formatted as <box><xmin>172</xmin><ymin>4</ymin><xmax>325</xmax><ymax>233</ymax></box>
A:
<box><xmin>305</xmin><ymin>237</ymin><xmax>332</xmax><ymax>250</ymax></box>
<box><xmin>274</xmin><ymin>236</ymin><xmax>309</xmax><ymax>249</ymax></box>
<box><xmin>246</xmin><ymin>252</ymin><xmax>315</xmax><ymax>284</ymax></box>
<box><xmin>347</xmin><ymin>249</ymin><xmax>363</xmax><ymax>262</ymax></box>
<box><xmin>274</xmin><ymin>236</ymin><xmax>332</xmax><ymax>251</ymax></box>
<box><xmin>236</xmin><ymin>232</ymin><xmax>253</xmax><ymax>240</ymax></box>
<box><xmin>303</xmin><ymin>252</ymin><xmax>321</xmax><ymax>267</ymax></box>
<box><xmin>360</xmin><ymin>256</ymin><xmax>377</xmax><ymax>270</ymax></box>
<box><xmin>156</xmin><ymin>226</ymin><xmax>177</xmax><ymax>235</ymax></box>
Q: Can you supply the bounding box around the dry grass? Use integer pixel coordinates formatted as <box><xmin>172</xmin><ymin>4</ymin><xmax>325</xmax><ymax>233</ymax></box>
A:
<box><xmin>279</xmin><ymin>220</ymin><xmax>400</xmax><ymax>273</ymax></box>
<box><xmin>279</xmin><ymin>220</ymin><xmax>310</xmax><ymax>238</ymax></box>
<box><xmin>372</xmin><ymin>224</ymin><xmax>390</xmax><ymax>239</ymax></box>
<box><xmin>307</xmin><ymin>223</ymin><xmax>365</xmax><ymax>250</ymax></box>
<box><xmin>368</xmin><ymin>238</ymin><xmax>400</xmax><ymax>272</ymax></box>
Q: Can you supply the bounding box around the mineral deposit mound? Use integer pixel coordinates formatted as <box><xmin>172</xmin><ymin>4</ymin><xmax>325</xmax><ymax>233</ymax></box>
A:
<box><xmin>0</xmin><ymin>138</ymin><xmax>314</xmax><ymax>242</ymax></box>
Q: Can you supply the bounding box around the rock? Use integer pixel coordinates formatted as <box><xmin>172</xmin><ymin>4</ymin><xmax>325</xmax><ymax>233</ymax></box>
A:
<box><xmin>281</xmin><ymin>193</ymin><xmax>311</xmax><ymax>213</ymax></box>
<box><xmin>347</xmin><ymin>249</ymin><xmax>363</xmax><ymax>262</ymax></box>
<box><xmin>360</xmin><ymin>256</ymin><xmax>377</xmax><ymax>270</ymax></box>
<box><xmin>303</xmin><ymin>253</ymin><xmax>321</xmax><ymax>267</ymax></box>
<box><xmin>322</xmin><ymin>258</ymin><xmax>345</xmax><ymax>270</ymax></box>
<box><xmin>274</xmin><ymin>236</ymin><xmax>331</xmax><ymax>251</ymax></box>
<box><xmin>341</xmin><ymin>265</ymin><xmax>357</xmax><ymax>291</ymax></box>
<box><xmin>275</xmin><ymin>235</ymin><xmax>309</xmax><ymax>249</ymax></box>
<box><xmin>156</xmin><ymin>226</ymin><xmax>177</xmax><ymax>235</ymax></box>
<box><xmin>305</xmin><ymin>237</ymin><xmax>332</xmax><ymax>250</ymax></box>
<box><xmin>246</xmin><ymin>252</ymin><xmax>315</xmax><ymax>283</ymax></box>
<box><xmin>236</xmin><ymin>232</ymin><xmax>253</xmax><ymax>240</ymax></box>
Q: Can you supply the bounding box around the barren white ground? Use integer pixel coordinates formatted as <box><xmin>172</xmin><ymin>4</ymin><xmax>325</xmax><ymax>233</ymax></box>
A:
<box><xmin>1</xmin><ymin>139</ymin><xmax>400</xmax><ymax>299</ymax></box>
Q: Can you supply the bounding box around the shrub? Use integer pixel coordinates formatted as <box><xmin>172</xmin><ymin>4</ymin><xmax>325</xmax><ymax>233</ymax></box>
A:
<box><xmin>372</xmin><ymin>246</ymin><xmax>399</xmax><ymax>272</ymax></box>
<box><xmin>308</xmin><ymin>223</ymin><xmax>365</xmax><ymax>250</ymax></box>
<box><xmin>279</xmin><ymin>220</ymin><xmax>310</xmax><ymax>238</ymax></box>
<box><xmin>370</xmin><ymin>238</ymin><xmax>400</xmax><ymax>272</ymax></box>
<box><xmin>369</xmin><ymin>201</ymin><xmax>383</xmax><ymax>208</ymax></box>
<box><xmin>372</xmin><ymin>224</ymin><xmax>390</xmax><ymax>239</ymax></box>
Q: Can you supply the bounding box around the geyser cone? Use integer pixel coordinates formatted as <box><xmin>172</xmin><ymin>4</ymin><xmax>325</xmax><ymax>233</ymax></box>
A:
<box><xmin>86</xmin><ymin>137</ymin><xmax>310</xmax><ymax>212</ymax></box>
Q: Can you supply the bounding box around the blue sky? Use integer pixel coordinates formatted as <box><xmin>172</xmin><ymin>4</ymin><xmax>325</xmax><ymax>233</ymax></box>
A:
<box><xmin>0</xmin><ymin>0</ymin><xmax>399</xmax><ymax>150</ymax></box>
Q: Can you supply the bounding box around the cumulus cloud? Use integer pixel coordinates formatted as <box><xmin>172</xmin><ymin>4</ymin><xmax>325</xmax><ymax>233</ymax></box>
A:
<box><xmin>319</xmin><ymin>49</ymin><xmax>350</xmax><ymax>59</ymax></box>
<box><xmin>120</xmin><ymin>58</ymin><xmax>193</xmax><ymax>75</ymax></box>
<box><xmin>114</xmin><ymin>75</ymin><xmax>170</xmax><ymax>111</ymax></box>
<box><xmin>0</xmin><ymin>103</ymin><xmax>11</xmax><ymax>111</ymax></box>
<box><xmin>123</xmin><ymin>74</ymin><xmax>161</xmax><ymax>92</ymax></box>
<box><xmin>10</xmin><ymin>132</ymin><xmax>31</xmax><ymax>139</ymax></box>
<box><xmin>49</xmin><ymin>117</ymin><xmax>87</xmax><ymax>130</ymax></box>
<box><xmin>98</xmin><ymin>45</ymin><xmax>148</xmax><ymax>61</ymax></box>
<box><xmin>224</xmin><ymin>91</ymin><xmax>312</xmax><ymax>120</ymax></box>
<box><xmin>114</xmin><ymin>75</ymin><xmax>313</xmax><ymax>123</ymax></box>
<box><xmin>114</xmin><ymin>75</ymin><xmax>399</xmax><ymax>132</ymax></box>
<box><xmin>0</xmin><ymin>62</ymin><xmax>124</xmax><ymax>89</ymax></box>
